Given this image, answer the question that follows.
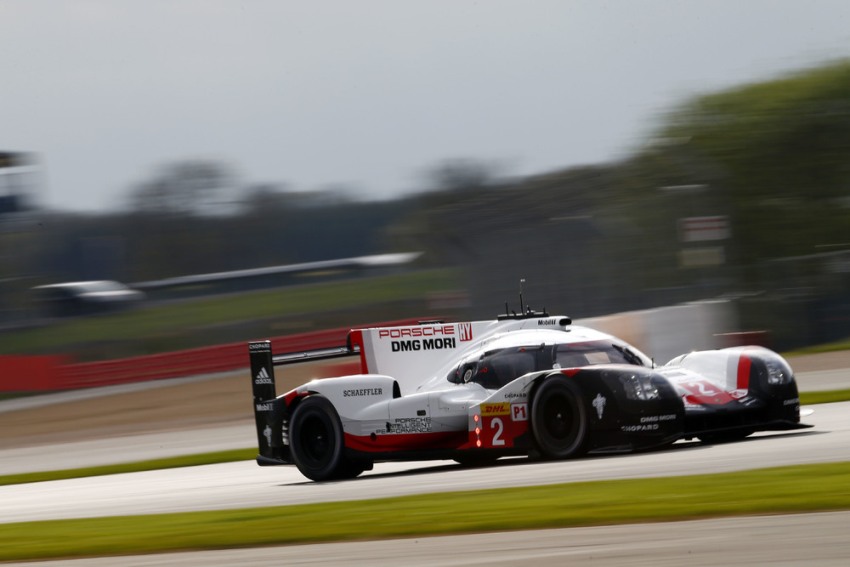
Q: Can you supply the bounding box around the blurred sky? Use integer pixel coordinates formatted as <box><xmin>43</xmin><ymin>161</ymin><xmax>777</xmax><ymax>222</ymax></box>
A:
<box><xmin>2</xmin><ymin>0</ymin><xmax>850</xmax><ymax>212</ymax></box>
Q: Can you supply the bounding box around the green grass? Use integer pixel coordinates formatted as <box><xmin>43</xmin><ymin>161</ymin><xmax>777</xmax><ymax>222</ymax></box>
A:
<box><xmin>0</xmin><ymin>449</ymin><xmax>257</xmax><ymax>487</ymax></box>
<box><xmin>0</xmin><ymin>392</ymin><xmax>36</xmax><ymax>402</ymax></box>
<box><xmin>0</xmin><ymin>269</ymin><xmax>458</xmax><ymax>356</ymax></box>
<box><xmin>784</xmin><ymin>337</ymin><xmax>850</xmax><ymax>356</ymax></box>
<box><xmin>800</xmin><ymin>388</ymin><xmax>850</xmax><ymax>406</ymax></box>
<box><xmin>1</xmin><ymin>389</ymin><xmax>846</xmax><ymax>488</ymax></box>
<box><xmin>1</xmin><ymin>461</ymin><xmax>849</xmax><ymax>562</ymax></box>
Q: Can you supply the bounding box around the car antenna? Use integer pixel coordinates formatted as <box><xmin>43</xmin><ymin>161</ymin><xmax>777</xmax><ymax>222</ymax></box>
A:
<box><xmin>519</xmin><ymin>278</ymin><xmax>526</xmax><ymax>314</ymax></box>
<box><xmin>500</xmin><ymin>279</ymin><xmax>548</xmax><ymax>320</ymax></box>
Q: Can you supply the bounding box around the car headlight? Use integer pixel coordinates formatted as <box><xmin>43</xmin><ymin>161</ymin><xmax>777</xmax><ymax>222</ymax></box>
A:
<box><xmin>765</xmin><ymin>359</ymin><xmax>792</xmax><ymax>386</ymax></box>
<box><xmin>620</xmin><ymin>373</ymin><xmax>659</xmax><ymax>401</ymax></box>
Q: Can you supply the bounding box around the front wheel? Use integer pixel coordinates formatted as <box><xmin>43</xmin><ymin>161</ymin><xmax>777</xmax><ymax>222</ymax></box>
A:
<box><xmin>289</xmin><ymin>396</ymin><xmax>361</xmax><ymax>481</ymax></box>
<box><xmin>531</xmin><ymin>377</ymin><xmax>588</xmax><ymax>459</ymax></box>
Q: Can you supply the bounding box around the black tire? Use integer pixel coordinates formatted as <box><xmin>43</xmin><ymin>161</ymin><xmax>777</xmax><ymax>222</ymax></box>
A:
<box><xmin>289</xmin><ymin>396</ymin><xmax>356</xmax><ymax>481</ymax></box>
<box><xmin>531</xmin><ymin>377</ymin><xmax>588</xmax><ymax>459</ymax></box>
<box><xmin>338</xmin><ymin>458</ymin><xmax>372</xmax><ymax>478</ymax></box>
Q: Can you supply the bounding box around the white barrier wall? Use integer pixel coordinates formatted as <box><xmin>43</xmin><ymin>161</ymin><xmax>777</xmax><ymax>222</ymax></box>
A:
<box><xmin>575</xmin><ymin>300</ymin><xmax>738</xmax><ymax>365</ymax></box>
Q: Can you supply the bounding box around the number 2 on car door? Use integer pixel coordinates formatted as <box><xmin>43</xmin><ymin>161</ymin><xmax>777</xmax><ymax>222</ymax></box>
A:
<box><xmin>491</xmin><ymin>417</ymin><xmax>505</xmax><ymax>446</ymax></box>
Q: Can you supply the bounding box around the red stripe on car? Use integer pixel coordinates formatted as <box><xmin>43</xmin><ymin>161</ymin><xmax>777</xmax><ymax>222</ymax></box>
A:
<box><xmin>737</xmin><ymin>355</ymin><xmax>751</xmax><ymax>391</ymax></box>
<box><xmin>344</xmin><ymin>431</ymin><xmax>467</xmax><ymax>453</ymax></box>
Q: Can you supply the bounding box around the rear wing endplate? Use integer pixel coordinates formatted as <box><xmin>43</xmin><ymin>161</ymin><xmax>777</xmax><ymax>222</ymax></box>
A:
<box><xmin>248</xmin><ymin>340</ymin><xmax>359</xmax><ymax>464</ymax></box>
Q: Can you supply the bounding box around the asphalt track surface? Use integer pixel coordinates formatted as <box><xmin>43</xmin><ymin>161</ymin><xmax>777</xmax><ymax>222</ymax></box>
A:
<box><xmin>2</xmin><ymin>399</ymin><xmax>848</xmax><ymax>525</ymax></box>
<box><xmin>1</xmin><ymin>362</ymin><xmax>848</xmax><ymax>566</ymax></box>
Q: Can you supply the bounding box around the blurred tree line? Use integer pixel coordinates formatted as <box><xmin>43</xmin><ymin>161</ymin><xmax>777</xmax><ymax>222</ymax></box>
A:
<box><xmin>5</xmin><ymin>61</ymin><xmax>850</xmax><ymax>345</ymax></box>
<box><xmin>393</xmin><ymin>61</ymin><xmax>850</xmax><ymax>343</ymax></box>
<box><xmin>21</xmin><ymin>163</ymin><xmax>415</xmax><ymax>284</ymax></box>
<box><xmin>645</xmin><ymin>62</ymin><xmax>850</xmax><ymax>284</ymax></box>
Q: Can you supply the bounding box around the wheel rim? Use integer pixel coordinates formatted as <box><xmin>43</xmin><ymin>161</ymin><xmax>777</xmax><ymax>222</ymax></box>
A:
<box><xmin>298</xmin><ymin>414</ymin><xmax>332</xmax><ymax>466</ymax></box>
<box><xmin>542</xmin><ymin>391</ymin><xmax>579</xmax><ymax>446</ymax></box>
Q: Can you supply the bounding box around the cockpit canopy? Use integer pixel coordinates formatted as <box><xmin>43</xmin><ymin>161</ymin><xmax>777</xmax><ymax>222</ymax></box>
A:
<box><xmin>447</xmin><ymin>340</ymin><xmax>649</xmax><ymax>389</ymax></box>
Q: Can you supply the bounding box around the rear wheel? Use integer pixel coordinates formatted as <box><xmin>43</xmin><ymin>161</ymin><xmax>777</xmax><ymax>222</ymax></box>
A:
<box><xmin>531</xmin><ymin>377</ymin><xmax>587</xmax><ymax>459</ymax></box>
<box><xmin>289</xmin><ymin>396</ymin><xmax>362</xmax><ymax>481</ymax></box>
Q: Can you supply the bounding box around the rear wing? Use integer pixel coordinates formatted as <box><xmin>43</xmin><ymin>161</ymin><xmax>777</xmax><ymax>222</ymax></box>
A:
<box><xmin>248</xmin><ymin>340</ymin><xmax>359</xmax><ymax>464</ymax></box>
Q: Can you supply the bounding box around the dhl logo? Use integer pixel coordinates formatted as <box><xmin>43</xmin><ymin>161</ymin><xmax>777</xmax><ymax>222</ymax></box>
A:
<box><xmin>480</xmin><ymin>402</ymin><xmax>511</xmax><ymax>416</ymax></box>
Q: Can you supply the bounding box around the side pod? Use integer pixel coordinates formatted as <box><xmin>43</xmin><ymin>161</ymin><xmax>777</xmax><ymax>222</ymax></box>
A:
<box><xmin>248</xmin><ymin>341</ymin><xmax>284</xmax><ymax>464</ymax></box>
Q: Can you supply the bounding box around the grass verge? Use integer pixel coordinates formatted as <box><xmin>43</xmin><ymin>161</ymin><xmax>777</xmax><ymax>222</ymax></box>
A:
<box><xmin>1</xmin><ymin>461</ymin><xmax>849</xmax><ymax>562</ymax></box>
<box><xmin>784</xmin><ymin>337</ymin><xmax>850</xmax><ymax>356</ymax></box>
<box><xmin>0</xmin><ymin>449</ymin><xmax>257</xmax><ymax>487</ymax></box>
<box><xmin>800</xmin><ymin>388</ymin><xmax>850</xmax><ymax>406</ymax></box>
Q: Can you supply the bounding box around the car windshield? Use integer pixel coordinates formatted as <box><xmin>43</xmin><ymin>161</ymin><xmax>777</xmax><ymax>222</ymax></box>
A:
<box><xmin>554</xmin><ymin>340</ymin><xmax>645</xmax><ymax>368</ymax></box>
<box><xmin>448</xmin><ymin>340</ymin><xmax>647</xmax><ymax>390</ymax></box>
<box><xmin>463</xmin><ymin>347</ymin><xmax>539</xmax><ymax>389</ymax></box>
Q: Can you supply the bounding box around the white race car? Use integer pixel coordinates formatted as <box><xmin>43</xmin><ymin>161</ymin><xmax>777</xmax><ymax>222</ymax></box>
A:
<box><xmin>248</xmin><ymin>309</ymin><xmax>808</xmax><ymax>481</ymax></box>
